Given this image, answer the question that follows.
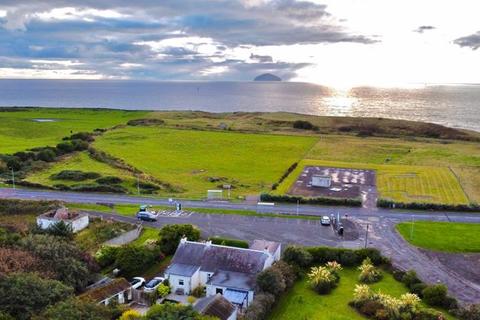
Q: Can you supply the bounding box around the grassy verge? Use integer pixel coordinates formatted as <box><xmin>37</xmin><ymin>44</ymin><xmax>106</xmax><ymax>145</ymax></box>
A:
<box><xmin>396</xmin><ymin>221</ymin><xmax>480</xmax><ymax>253</ymax></box>
<box><xmin>276</xmin><ymin>159</ymin><xmax>469</xmax><ymax>206</ymax></box>
<box><xmin>269</xmin><ymin>268</ymin><xmax>455</xmax><ymax>320</ymax></box>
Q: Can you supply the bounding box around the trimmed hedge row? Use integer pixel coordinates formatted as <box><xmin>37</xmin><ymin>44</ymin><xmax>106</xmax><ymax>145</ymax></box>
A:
<box><xmin>260</xmin><ymin>193</ymin><xmax>362</xmax><ymax>207</ymax></box>
<box><xmin>272</xmin><ymin>162</ymin><xmax>298</xmax><ymax>190</ymax></box>
<box><xmin>377</xmin><ymin>198</ymin><xmax>480</xmax><ymax>212</ymax></box>
<box><xmin>208</xmin><ymin>236</ymin><xmax>249</xmax><ymax>248</ymax></box>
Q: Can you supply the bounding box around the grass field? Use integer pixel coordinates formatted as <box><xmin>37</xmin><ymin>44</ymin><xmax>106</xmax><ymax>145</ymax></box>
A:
<box><xmin>276</xmin><ymin>159</ymin><xmax>469</xmax><ymax>205</ymax></box>
<box><xmin>269</xmin><ymin>268</ymin><xmax>454</xmax><ymax>320</ymax></box>
<box><xmin>93</xmin><ymin>127</ymin><xmax>317</xmax><ymax>198</ymax></box>
<box><xmin>0</xmin><ymin>108</ymin><xmax>146</xmax><ymax>154</ymax></box>
<box><xmin>25</xmin><ymin>152</ymin><xmax>139</xmax><ymax>193</ymax></box>
<box><xmin>397</xmin><ymin>221</ymin><xmax>480</xmax><ymax>253</ymax></box>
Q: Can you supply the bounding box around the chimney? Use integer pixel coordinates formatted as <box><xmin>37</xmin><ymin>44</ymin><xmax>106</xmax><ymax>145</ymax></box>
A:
<box><xmin>180</xmin><ymin>237</ymin><xmax>187</xmax><ymax>244</ymax></box>
<box><xmin>206</xmin><ymin>240</ymin><xmax>212</xmax><ymax>247</ymax></box>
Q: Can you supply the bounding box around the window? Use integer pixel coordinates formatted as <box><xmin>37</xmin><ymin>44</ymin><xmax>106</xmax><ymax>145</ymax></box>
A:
<box><xmin>179</xmin><ymin>279</ymin><xmax>184</xmax><ymax>285</ymax></box>
<box><xmin>216</xmin><ymin>288</ymin><xmax>223</xmax><ymax>295</ymax></box>
<box><xmin>207</xmin><ymin>273</ymin><xmax>213</xmax><ymax>281</ymax></box>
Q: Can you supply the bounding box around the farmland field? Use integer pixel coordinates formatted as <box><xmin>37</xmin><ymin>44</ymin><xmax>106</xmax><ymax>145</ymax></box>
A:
<box><xmin>0</xmin><ymin>108</ymin><xmax>146</xmax><ymax>154</ymax></box>
<box><xmin>276</xmin><ymin>159</ymin><xmax>469</xmax><ymax>205</ymax></box>
<box><xmin>268</xmin><ymin>268</ymin><xmax>454</xmax><ymax>320</ymax></box>
<box><xmin>397</xmin><ymin>221</ymin><xmax>480</xmax><ymax>253</ymax></box>
<box><xmin>93</xmin><ymin>127</ymin><xmax>318</xmax><ymax>198</ymax></box>
<box><xmin>25</xmin><ymin>152</ymin><xmax>139</xmax><ymax>193</ymax></box>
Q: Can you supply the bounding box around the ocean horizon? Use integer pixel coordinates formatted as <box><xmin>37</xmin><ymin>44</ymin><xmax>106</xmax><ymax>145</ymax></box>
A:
<box><xmin>1</xmin><ymin>79</ymin><xmax>479</xmax><ymax>132</ymax></box>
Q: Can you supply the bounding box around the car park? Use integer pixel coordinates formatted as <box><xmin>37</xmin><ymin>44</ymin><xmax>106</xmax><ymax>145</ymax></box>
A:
<box><xmin>321</xmin><ymin>216</ymin><xmax>331</xmax><ymax>226</ymax></box>
<box><xmin>143</xmin><ymin>277</ymin><xmax>165</xmax><ymax>293</ymax></box>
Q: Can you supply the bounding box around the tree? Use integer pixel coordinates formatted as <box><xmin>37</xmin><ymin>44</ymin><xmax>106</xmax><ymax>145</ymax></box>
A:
<box><xmin>422</xmin><ymin>284</ymin><xmax>448</xmax><ymax>307</ymax></box>
<box><xmin>0</xmin><ymin>247</ymin><xmax>52</xmax><ymax>278</ymax></box>
<box><xmin>20</xmin><ymin>234</ymin><xmax>95</xmax><ymax>291</ymax></box>
<box><xmin>45</xmin><ymin>221</ymin><xmax>74</xmax><ymax>239</ymax></box>
<box><xmin>158</xmin><ymin>224</ymin><xmax>201</xmax><ymax>255</ymax></box>
<box><xmin>282</xmin><ymin>245</ymin><xmax>312</xmax><ymax>268</ymax></box>
<box><xmin>0</xmin><ymin>273</ymin><xmax>73</xmax><ymax>320</ymax></box>
<box><xmin>115</xmin><ymin>244</ymin><xmax>158</xmax><ymax>278</ymax></box>
<box><xmin>37</xmin><ymin>149</ymin><xmax>56</xmax><ymax>162</ymax></box>
<box><xmin>256</xmin><ymin>268</ymin><xmax>286</xmax><ymax>297</ymax></box>
<box><xmin>38</xmin><ymin>298</ymin><xmax>119</xmax><ymax>320</ymax></box>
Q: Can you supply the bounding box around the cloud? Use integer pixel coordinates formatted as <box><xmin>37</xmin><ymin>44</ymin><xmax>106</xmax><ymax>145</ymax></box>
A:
<box><xmin>0</xmin><ymin>0</ymin><xmax>376</xmax><ymax>80</ymax></box>
<box><xmin>414</xmin><ymin>25</ymin><xmax>435</xmax><ymax>33</ymax></box>
<box><xmin>454</xmin><ymin>31</ymin><xmax>480</xmax><ymax>50</ymax></box>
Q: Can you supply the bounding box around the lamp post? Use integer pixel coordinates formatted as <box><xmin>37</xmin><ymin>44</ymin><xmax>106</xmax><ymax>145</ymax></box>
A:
<box><xmin>364</xmin><ymin>224</ymin><xmax>369</xmax><ymax>248</ymax></box>
<box><xmin>410</xmin><ymin>215</ymin><xmax>415</xmax><ymax>240</ymax></box>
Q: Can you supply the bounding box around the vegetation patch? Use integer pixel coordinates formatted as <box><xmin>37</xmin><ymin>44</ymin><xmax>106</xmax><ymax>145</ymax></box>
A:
<box><xmin>51</xmin><ymin>170</ymin><xmax>101</xmax><ymax>181</ymax></box>
<box><xmin>396</xmin><ymin>221</ymin><xmax>480</xmax><ymax>253</ymax></box>
<box><xmin>208</xmin><ymin>236</ymin><xmax>249</xmax><ymax>248</ymax></box>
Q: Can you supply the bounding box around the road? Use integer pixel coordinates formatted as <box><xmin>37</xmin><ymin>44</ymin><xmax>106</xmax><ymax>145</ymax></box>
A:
<box><xmin>2</xmin><ymin>187</ymin><xmax>480</xmax><ymax>223</ymax></box>
<box><xmin>2</xmin><ymin>187</ymin><xmax>480</xmax><ymax>303</ymax></box>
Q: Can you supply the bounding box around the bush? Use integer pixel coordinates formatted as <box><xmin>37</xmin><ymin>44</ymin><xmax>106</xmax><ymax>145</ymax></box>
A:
<box><xmin>358</xmin><ymin>258</ymin><xmax>382</xmax><ymax>283</ymax></box>
<box><xmin>453</xmin><ymin>304</ymin><xmax>480</xmax><ymax>320</ymax></box>
<box><xmin>51</xmin><ymin>170</ymin><xmax>101</xmax><ymax>181</ymax></box>
<box><xmin>96</xmin><ymin>176</ymin><xmax>123</xmax><ymax>185</ymax></box>
<box><xmin>401</xmin><ymin>270</ymin><xmax>422</xmax><ymax>290</ymax></box>
<box><xmin>293</xmin><ymin>120</ymin><xmax>317</xmax><ymax>130</ymax></box>
<box><xmin>95</xmin><ymin>246</ymin><xmax>120</xmax><ymax>268</ymax></box>
<box><xmin>257</xmin><ymin>268</ymin><xmax>286</xmax><ymax>297</ymax></box>
<box><xmin>70</xmin><ymin>184</ymin><xmax>127</xmax><ymax>193</ymax></box>
<box><xmin>157</xmin><ymin>283</ymin><xmax>170</xmax><ymax>298</ymax></box>
<box><xmin>68</xmin><ymin>132</ymin><xmax>95</xmax><ymax>142</ymax></box>
<box><xmin>115</xmin><ymin>245</ymin><xmax>159</xmax><ymax>278</ymax></box>
<box><xmin>260</xmin><ymin>193</ymin><xmax>362</xmax><ymax>207</ymax></box>
<box><xmin>0</xmin><ymin>199</ymin><xmax>57</xmax><ymax>216</ymax></box>
<box><xmin>271</xmin><ymin>261</ymin><xmax>297</xmax><ymax>289</ymax></box>
<box><xmin>422</xmin><ymin>285</ymin><xmax>448</xmax><ymax>307</ymax></box>
<box><xmin>44</xmin><ymin>221</ymin><xmax>74</xmax><ymax>239</ymax></box>
<box><xmin>282</xmin><ymin>245</ymin><xmax>312</xmax><ymax>268</ymax></box>
<box><xmin>377</xmin><ymin>198</ymin><xmax>480</xmax><ymax>212</ymax></box>
<box><xmin>244</xmin><ymin>293</ymin><xmax>275</xmax><ymax>320</ymax></box>
<box><xmin>127</xmin><ymin>118</ymin><xmax>165</xmax><ymax>126</ymax></box>
<box><xmin>308</xmin><ymin>265</ymin><xmax>339</xmax><ymax>294</ymax></box>
<box><xmin>158</xmin><ymin>224</ymin><xmax>201</xmax><ymax>255</ymax></box>
<box><xmin>208</xmin><ymin>236</ymin><xmax>249</xmax><ymax>248</ymax></box>
<box><xmin>37</xmin><ymin>149</ymin><xmax>56</xmax><ymax>162</ymax></box>
<box><xmin>410</xmin><ymin>282</ymin><xmax>427</xmax><ymax>296</ymax></box>
<box><xmin>191</xmin><ymin>285</ymin><xmax>205</xmax><ymax>298</ymax></box>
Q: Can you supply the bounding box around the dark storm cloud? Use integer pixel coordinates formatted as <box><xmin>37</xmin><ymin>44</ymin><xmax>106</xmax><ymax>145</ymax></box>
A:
<box><xmin>0</xmin><ymin>0</ymin><xmax>377</xmax><ymax>79</ymax></box>
<box><xmin>414</xmin><ymin>25</ymin><xmax>435</xmax><ymax>33</ymax></box>
<box><xmin>454</xmin><ymin>31</ymin><xmax>480</xmax><ymax>50</ymax></box>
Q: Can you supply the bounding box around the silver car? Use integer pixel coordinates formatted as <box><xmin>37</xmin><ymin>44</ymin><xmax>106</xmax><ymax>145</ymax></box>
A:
<box><xmin>321</xmin><ymin>216</ymin><xmax>331</xmax><ymax>226</ymax></box>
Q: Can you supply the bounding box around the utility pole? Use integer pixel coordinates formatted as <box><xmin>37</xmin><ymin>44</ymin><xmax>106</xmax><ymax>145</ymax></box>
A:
<box><xmin>136</xmin><ymin>174</ymin><xmax>140</xmax><ymax>195</ymax></box>
<box><xmin>296</xmin><ymin>199</ymin><xmax>299</xmax><ymax>215</ymax></box>
<box><xmin>410</xmin><ymin>215</ymin><xmax>415</xmax><ymax>240</ymax></box>
<box><xmin>364</xmin><ymin>224</ymin><xmax>369</xmax><ymax>248</ymax></box>
<box><xmin>10</xmin><ymin>167</ymin><xmax>15</xmax><ymax>189</ymax></box>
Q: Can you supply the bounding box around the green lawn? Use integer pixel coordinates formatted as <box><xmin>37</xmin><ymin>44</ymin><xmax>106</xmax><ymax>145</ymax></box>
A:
<box><xmin>0</xmin><ymin>108</ymin><xmax>146</xmax><ymax>154</ymax></box>
<box><xmin>25</xmin><ymin>152</ymin><xmax>139</xmax><ymax>193</ymax></box>
<box><xmin>269</xmin><ymin>268</ymin><xmax>454</xmax><ymax>320</ymax></box>
<box><xmin>93</xmin><ymin>127</ymin><xmax>318</xmax><ymax>198</ymax></box>
<box><xmin>396</xmin><ymin>221</ymin><xmax>480</xmax><ymax>253</ymax></box>
<box><xmin>276</xmin><ymin>159</ymin><xmax>469</xmax><ymax>205</ymax></box>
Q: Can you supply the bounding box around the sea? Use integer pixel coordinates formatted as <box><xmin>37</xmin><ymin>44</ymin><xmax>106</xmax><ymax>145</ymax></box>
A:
<box><xmin>0</xmin><ymin>79</ymin><xmax>479</xmax><ymax>132</ymax></box>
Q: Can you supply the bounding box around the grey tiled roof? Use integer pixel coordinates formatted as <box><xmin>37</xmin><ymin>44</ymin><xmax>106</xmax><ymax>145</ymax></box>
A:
<box><xmin>250</xmin><ymin>240</ymin><xmax>280</xmax><ymax>255</ymax></box>
<box><xmin>207</xmin><ymin>270</ymin><xmax>256</xmax><ymax>291</ymax></box>
<box><xmin>170</xmin><ymin>241</ymin><xmax>268</xmax><ymax>274</ymax></box>
<box><xmin>165</xmin><ymin>263</ymin><xmax>200</xmax><ymax>277</ymax></box>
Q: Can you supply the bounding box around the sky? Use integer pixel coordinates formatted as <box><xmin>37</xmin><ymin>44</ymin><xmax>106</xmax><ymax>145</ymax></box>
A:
<box><xmin>0</xmin><ymin>0</ymin><xmax>479</xmax><ymax>87</ymax></box>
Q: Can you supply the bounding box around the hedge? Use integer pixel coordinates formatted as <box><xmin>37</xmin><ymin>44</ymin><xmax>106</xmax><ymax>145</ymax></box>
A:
<box><xmin>272</xmin><ymin>162</ymin><xmax>298</xmax><ymax>190</ymax></box>
<box><xmin>377</xmin><ymin>198</ymin><xmax>480</xmax><ymax>212</ymax></box>
<box><xmin>208</xmin><ymin>236</ymin><xmax>249</xmax><ymax>248</ymax></box>
<box><xmin>260</xmin><ymin>193</ymin><xmax>362</xmax><ymax>207</ymax></box>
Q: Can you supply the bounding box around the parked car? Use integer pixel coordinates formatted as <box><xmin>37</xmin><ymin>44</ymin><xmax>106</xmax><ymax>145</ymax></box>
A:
<box><xmin>143</xmin><ymin>277</ymin><xmax>165</xmax><ymax>293</ymax></box>
<box><xmin>136</xmin><ymin>212</ymin><xmax>158</xmax><ymax>222</ymax></box>
<box><xmin>320</xmin><ymin>216</ymin><xmax>331</xmax><ymax>226</ymax></box>
<box><xmin>130</xmin><ymin>277</ymin><xmax>146</xmax><ymax>290</ymax></box>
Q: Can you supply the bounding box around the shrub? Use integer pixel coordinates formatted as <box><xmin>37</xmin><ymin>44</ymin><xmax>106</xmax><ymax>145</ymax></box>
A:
<box><xmin>293</xmin><ymin>120</ymin><xmax>317</xmax><ymax>130</ymax></box>
<box><xmin>401</xmin><ymin>270</ymin><xmax>421</xmax><ymax>289</ymax></box>
<box><xmin>421</xmin><ymin>285</ymin><xmax>448</xmax><ymax>307</ymax></box>
<box><xmin>95</xmin><ymin>246</ymin><xmax>120</xmax><ymax>268</ymax></box>
<box><xmin>71</xmin><ymin>184</ymin><xmax>127</xmax><ymax>193</ymax></box>
<box><xmin>410</xmin><ymin>283</ymin><xmax>427</xmax><ymax>296</ymax></box>
<box><xmin>271</xmin><ymin>261</ymin><xmax>297</xmax><ymax>289</ymax></box>
<box><xmin>358</xmin><ymin>258</ymin><xmax>382</xmax><ymax>283</ymax></box>
<box><xmin>453</xmin><ymin>304</ymin><xmax>480</xmax><ymax>320</ymax></box>
<box><xmin>392</xmin><ymin>269</ymin><xmax>406</xmax><ymax>282</ymax></box>
<box><xmin>68</xmin><ymin>132</ymin><xmax>95</xmax><ymax>142</ymax></box>
<box><xmin>282</xmin><ymin>245</ymin><xmax>312</xmax><ymax>268</ymax></box>
<box><xmin>158</xmin><ymin>224</ymin><xmax>201</xmax><ymax>255</ymax></box>
<box><xmin>260</xmin><ymin>193</ymin><xmax>362</xmax><ymax>207</ymax></box>
<box><xmin>137</xmin><ymin>181</ymin><xmax>160</xmax><ymax>192</ymax></box>
<box><xmin>157</xmin><ymin>284</ymin><xmax>170</xmax><ymax>298</ymax></box>
<box><xmin>244</xmin><ymin>293</ymin><xmax>275</xmax><ymax>320</ymax></box>
<box><xmin>56</xmin><ymin>142</ymin><xmax>75</xmax><ymax>154</ymax></box>
<box><xmin>208</xmin><ymin>236</ymin><xmax>249</xmax><ymax>248</ymax></box>
<box><xmin>257</xmin><ymin>268</ymin><xmax>286</xmax><ymax>297</ymax></box>
<box><xmin>96</xmin><ymin>176</ymin><xmax>123</xmax><ymax>185</ymax></box>
<box><xmin>50</xmin><ymin>170</ymin><xmax>101</xmax><ymax>181</ymax></box>
<box><xmin>115</xmin><ymin>245</ymin><xmax>159</xmax><ymax>278</ymax></box>
<box><xmin>44</xmin><ymin>221</ymin><xmax>74</xmax><ymax>239</ymax></box>
<box><xmin>191</xmin><ymin>285</ymin><xmax>205</xmax><ymax>298</ymax></box>
<box><xmin>119</xmin><ymin>309</ymin><xmax>143</xmax><ymax>320</ymax></box>
<box><xmin>127</xmin><ymin>118</ymin><xmax>165</xmax><ymax>126</ymax></box>
<box><xmin>37</xmin><ymin>149</ymin><xmax>56</xmax><ymax>162</ymax></box>
<box><xmin>308</xmin><ymin>265</ymin><xmax>339</xmax><ymax>294</ymax></box>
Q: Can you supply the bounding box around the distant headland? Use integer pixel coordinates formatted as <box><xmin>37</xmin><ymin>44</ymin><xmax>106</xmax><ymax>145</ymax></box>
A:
<box><xmin>254</xmin><ymin>73</ymin><xmax>282</xmax><ymax>81</ymax></box>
